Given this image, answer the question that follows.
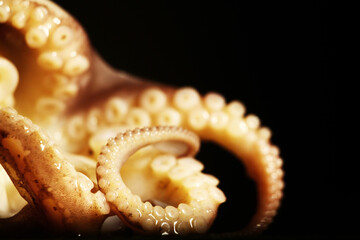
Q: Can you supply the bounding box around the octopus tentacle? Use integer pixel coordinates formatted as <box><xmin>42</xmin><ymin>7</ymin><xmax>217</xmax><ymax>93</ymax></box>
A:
<box><xmin>0</xmin><ymin>0</ymin><xmax>284</xmax><ymax>236</ymax></box>
<box><xmin>0</xmin><ymin>0</ymin><xmax>91</xmax><ymax>122</ymax></box>
<box><xmin>0</xmin><ymin>0</ymin><xmax>98</xmax><ymax>222</ymax></box>
<box><xmin>79</xmin><ymin>86</ymin><xmax>284</xmax><ymax>233</ymax></box>
<box><xmin>97</xmin><ymin>126</ymin><xmax>225</xmax><ymax>235</ymax></box>
<box><xmin>147</xmin><ymin>87</ymin><xmax>284</xmax><ymax>233</ymax></box>
<box><xmin>0</xmin><ymin>107</ymin><xmax>226</xmax><ymax>235</ymax></box>
<box><xmin>169</xmin><ymin>88</ymin><xmax>284</xmax><ymax>233</ymax></box>
<box><xmin>0</xmin><ymin>107</ymin><xmax>110</xmax><ymax>233</ymax></box>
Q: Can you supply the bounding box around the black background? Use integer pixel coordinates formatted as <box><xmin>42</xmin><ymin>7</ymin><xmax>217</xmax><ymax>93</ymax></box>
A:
<box><xmin>51</xmin><ymin>1</ymin><xmax>342</xmax><ymax>239</ymax></box>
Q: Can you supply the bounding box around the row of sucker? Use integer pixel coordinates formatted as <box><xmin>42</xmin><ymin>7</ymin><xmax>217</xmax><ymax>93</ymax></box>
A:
<box><xmin>0</xmin><ymin>0</ymin><xmax>284</xmax><ymax>235</ymax></box>
<box><xmin>0</xmin><ymin>0</ymin><xmax>90</xmax><ymax>122</ymax></box>
<box><xmin>60</xmin><ymin>86</ymin><xmax>284</xmax><ymax>233</ymax></box>
<box><xmin>96</xmin><ymin>126</ymin><xmax>225</xmax><ymax>235</ymax></box>
<box><xmin>0</xmin><ymin>106</ymin><xmax>227</xmax><ymax>235</ymax></box>
<box><xmin>61</xmin><ymin>87</ymin><xmax>269</xmax><ymax>156</ymax></box>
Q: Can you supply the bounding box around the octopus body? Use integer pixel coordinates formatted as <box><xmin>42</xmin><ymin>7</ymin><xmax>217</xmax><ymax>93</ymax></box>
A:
<box><xmin>0</xmin><ymin>0</ymin><xmax>284</xmax><ymax>236</ymax></box>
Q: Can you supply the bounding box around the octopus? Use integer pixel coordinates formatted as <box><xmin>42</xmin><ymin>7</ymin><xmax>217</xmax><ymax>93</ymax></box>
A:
<box><xmin>0</xmin><ymin>0</ymin><xmax>284</xmax><ymax>237</ymax></box>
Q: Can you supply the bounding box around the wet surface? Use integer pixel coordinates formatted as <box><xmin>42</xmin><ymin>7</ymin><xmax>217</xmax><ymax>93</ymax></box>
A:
<box><xmin>1</xmin><ymin>0</ymin><xmax>345</xmax><ymax>239</ymax></box>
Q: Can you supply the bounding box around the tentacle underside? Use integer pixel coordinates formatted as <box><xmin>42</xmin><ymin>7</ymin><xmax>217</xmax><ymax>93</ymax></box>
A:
<box><xmin>81</xmin><ymin>86</ymin><xmax>284</xmax><ymax>234</ymax></box>
<box><xmin>97</xmin><ymin>126</ymin><xmax>226</xmax><ymax>235</ymax></box>
<box><xmin>0</xmin><ymin>0</ymin><xmax>91</xmax><ymax>122</ymax></box>
<box><xmin>0</xmin><ymin>0</ymin><xmax>284</xmax><ymax>236</ymax></box>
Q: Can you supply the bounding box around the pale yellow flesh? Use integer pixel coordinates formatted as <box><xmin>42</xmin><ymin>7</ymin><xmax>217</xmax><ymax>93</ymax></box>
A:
<box><xmin>97</xmin><ymin>127</ymin><xmax>225</xmax><ymax>235</ymax></box>
<box><xmin>0</xmin><ymin>0</ymin><xmax>284</xmax><ymax>236</ymax></box>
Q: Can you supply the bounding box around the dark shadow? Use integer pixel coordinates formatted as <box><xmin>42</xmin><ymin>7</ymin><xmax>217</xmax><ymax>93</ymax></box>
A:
<box><xmin>196</xmin><ymin>141</ymin><xmax>257</xmax><ymax>234</ymax></box>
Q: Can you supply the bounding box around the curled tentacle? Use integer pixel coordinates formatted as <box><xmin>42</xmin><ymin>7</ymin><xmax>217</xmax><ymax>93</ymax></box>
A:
<box><xmin>97</xmin><ymin>126</ymin><xmax>225</xmax><ymax>235</ymax></box>
<box><xmin>147</xmin><ymin>88</ymin><xmax>284</xmax><ymax>233</ymax></box>
<box><xmin>80</xmin><ymin>87</ymin><xmax>284</xmax><ymax>234</ymax></box>
<box><xmin>0</xmin><ymin>0</ymin><xmax>284</xmax><ymax>236</ymax></box>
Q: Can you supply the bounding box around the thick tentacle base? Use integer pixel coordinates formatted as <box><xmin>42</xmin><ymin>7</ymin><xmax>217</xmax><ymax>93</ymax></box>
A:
<box><xmin>0</xmin><ymin>108</ymin><xmax>109</xmax><ymax>233</ymax></box>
